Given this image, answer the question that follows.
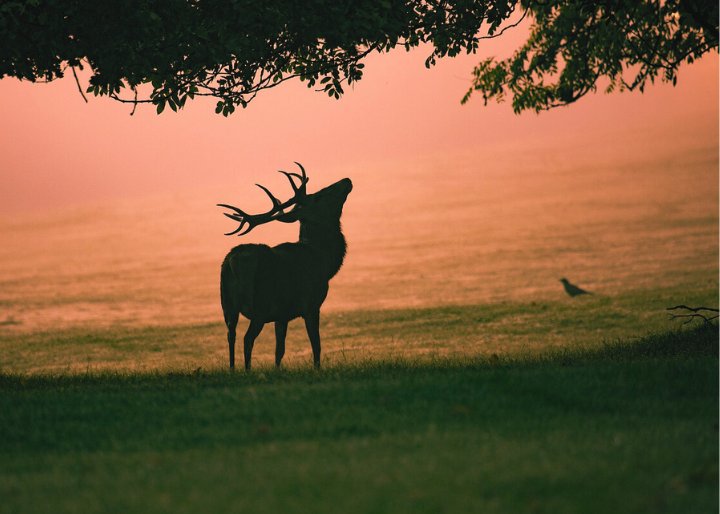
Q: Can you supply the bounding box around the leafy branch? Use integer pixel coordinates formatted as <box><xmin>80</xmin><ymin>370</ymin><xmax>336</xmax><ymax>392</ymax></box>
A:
<box><xmin>462</xmin><ymin>0</ymin><xmax>719</xmax><ymax>112</ymax></box>
<box><xmin>1</xmin><ymin>0</ymin><xmax>717</xmax><ymax>115</ymax></box>
<box><xmin>1</xmin><ymin>0</ymin><xmax>515</xmax><ymax>115</ymax></box>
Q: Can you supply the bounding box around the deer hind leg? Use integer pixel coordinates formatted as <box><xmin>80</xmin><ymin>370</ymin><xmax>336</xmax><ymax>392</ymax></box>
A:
<box><xmin>243</xmin><ymin>320</ymin><xmax>264</xmax><ymax>371</ymax></box>
<box><xmin>225</xmin><ymin>311</ymin><xmax>239</xmax><ymax>369</ymax></box>
<box><xmin>275</xmin><ymin>320</ymin><xmax>288</xmax><ymax>368</ymax></box>
<box><xmin>304</xmin><ymin>310</ymin><xmax>322</xmax><ymax>369</ymax></box>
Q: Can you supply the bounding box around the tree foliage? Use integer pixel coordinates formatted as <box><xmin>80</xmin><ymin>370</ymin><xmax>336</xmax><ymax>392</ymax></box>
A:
<box><xmin>0</xmin><ymin>0</ymin><xmax>717</xmax><ymax>115</ymax></box>
<box><xmin>462</xmin><ymin>0</ymin><xmax>719</xmax><ymax>112</ymax></box>
<box><xmin>1</xmin><ymin>0</ymin><xmax>512</xmax><ymax>115</ymax></box>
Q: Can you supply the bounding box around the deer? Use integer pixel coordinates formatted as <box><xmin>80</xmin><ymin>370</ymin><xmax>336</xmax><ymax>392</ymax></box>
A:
<box><xmin>218</xmin><ymin>163</ymin><xmax>352</xmax><ymax>371</ymax></box>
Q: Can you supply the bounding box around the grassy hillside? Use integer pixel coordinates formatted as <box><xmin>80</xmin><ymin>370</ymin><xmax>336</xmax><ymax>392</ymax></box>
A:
<box><xmin>1</xmin><ymin>321</ymin><xmax>716</xmax><ymax>514</ymax></box>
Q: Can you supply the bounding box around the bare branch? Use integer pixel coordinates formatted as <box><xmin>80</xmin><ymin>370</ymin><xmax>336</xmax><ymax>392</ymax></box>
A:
<box><xmin>71</xmin><ymin>66</ymin><xmax>88</xmax><ymax>103</ymax></box>
<box><xmin>667</xmin><ymin>305</ymin><xmax>719</xmax><ymax>313</ymax></box>
<box><xmin>666</xmin><ymin>305</ymin><xmax>719</xmax><ymax>325</ymax></box>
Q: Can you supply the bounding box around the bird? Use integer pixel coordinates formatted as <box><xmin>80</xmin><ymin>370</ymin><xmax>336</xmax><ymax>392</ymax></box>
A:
<box><xmin>560</xmin><ymin>277</ymin><xmax>592</xmax><ymax>297</ymax></box>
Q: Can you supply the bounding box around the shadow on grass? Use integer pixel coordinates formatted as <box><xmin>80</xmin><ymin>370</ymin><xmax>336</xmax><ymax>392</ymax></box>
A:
<box><xmin>549</xmin><ymin>320</ymin><xmax>718</xmax><ymax>362</ymax></box>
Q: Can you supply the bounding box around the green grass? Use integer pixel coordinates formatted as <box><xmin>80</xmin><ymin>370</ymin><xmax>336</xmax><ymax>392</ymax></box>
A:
<box><xmin>1</xmin><ymin>284</ymin><xmax>716</xmax><ymax>374</ymax></box>
<box><xmin>0</xmin><ymin>322</ymin><xmax>717</xmax><ymax>514</ymax></box>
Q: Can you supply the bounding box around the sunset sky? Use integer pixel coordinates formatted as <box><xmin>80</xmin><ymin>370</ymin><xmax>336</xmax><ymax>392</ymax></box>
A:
<box><xmin>0</xmin><ymin>31</ymin><xmax>717</xmax><ymax>215</ymax></box>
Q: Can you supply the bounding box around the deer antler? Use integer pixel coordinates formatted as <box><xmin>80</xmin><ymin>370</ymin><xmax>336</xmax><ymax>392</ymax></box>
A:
<box><xmin>278</xmin><ymin>162</ymin><xmax>308</xmax><ymax>194</ymax></box>
<box><xmin>218</xmin><ymin>162</ymin><xmax>309</xmax><ymax>236</ymax></box>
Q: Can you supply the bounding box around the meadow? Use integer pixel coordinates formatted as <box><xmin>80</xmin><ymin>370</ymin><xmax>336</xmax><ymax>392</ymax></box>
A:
<box><xmin>0</xmin><ymin>314</ymin><xmax>717</xmax><ymax>514</ymax></box>
<box><xmin>0</xmin><ymin>137</ymin><xmax>717</xmax><ymax>513</ymax></box>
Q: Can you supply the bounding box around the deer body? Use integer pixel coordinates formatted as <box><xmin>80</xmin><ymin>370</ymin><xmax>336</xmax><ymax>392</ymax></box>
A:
<box><xmin>219</xmin><ymin>168</ymin><xmax>351</xmax><ymax>370</ymax></box>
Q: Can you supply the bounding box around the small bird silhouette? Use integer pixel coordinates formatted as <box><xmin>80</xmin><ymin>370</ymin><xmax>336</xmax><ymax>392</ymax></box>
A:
<box><xmin>560</xmin><ymin>278</ymin><xmax>592</xmax><ymax>297</ymax></box>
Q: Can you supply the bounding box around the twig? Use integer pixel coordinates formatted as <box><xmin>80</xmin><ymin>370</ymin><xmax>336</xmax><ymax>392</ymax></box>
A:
<box><xmin>71</xmin><ymin>66</ymin><xmax>88</xmax><ymax>103</ymax></box>
<box><xmin>478</xmin><ymin>8</ymin><xmax>528</xmax><ymax>41</ymax></box>
<box><xmin>666</xmin><ymin>305</ymin><xmax>719</xmax><ymax>325</ymax></box>
<box><xmin>130</xmin><ymin>87</ymin><xmax>138</xmax><ymax>116</ymax></box>
<box><xmin>667</xmin><ymin>305</ymin><xmax>719</xmax><ymax>313</ymax></box>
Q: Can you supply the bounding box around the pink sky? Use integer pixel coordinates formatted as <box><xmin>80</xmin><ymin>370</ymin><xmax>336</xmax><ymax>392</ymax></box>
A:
<box><xmin>0</xmin><ymin>36</ymin><xmax>717</xmax><ymax>214</ymax></box>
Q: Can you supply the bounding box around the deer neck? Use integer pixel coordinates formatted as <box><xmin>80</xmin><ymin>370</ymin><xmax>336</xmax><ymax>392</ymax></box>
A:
<box><xmin>299</xmin><ymin>220</ymin><xmax>347</xmax><ymax>279</ymax></box>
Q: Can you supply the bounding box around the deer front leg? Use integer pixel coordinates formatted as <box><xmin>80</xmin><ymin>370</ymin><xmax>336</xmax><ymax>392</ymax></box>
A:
<box><xmin>275</xmin><ymin>320</ymin><xmax>288</xmax><ymax>368</ymax></box>
<box><xmin>304</xmin><ymin>310</ymin><xmax>322</xmax><ymax>369</ymax></box>
<box><xmin>243</xmin><ymin>320</ymin><xmax>264</xmax><ymax>371</ymax></box>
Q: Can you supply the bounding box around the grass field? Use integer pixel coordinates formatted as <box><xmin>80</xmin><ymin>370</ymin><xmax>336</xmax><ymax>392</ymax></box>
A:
<box><xmin>1</xmin><ymin>295</ymin><xmax>718</xmax><ymax>514</ymax></box>
<box><xmin>1</xmin><ymin>282</ymin><xmax>716</xmax><ymax>374</ymax></box>
<box><xmin>1</xmin><ymin>134</ymin><xmax>717</xmax><ymax>513</ymax></box>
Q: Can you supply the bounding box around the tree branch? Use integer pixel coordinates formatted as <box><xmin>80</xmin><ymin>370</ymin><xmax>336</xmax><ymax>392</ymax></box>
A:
<box><xmin>477</xmin><ymin>8</ymin><xmax>527</xmax><ymax>40</ymax></box>
<box><xmin>71</xmin><ymin>66</ymin><xmax>88</xmax><ymax>103</ymax></box>
<box><xmin>666</xmin><ymin>305</ymin><xmax>719</xmax><ymax>325</ymax></box>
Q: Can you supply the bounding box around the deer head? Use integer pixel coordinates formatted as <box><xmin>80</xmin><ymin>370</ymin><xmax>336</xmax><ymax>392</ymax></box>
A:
<box><xmin>218</xmin><ymin>162</ymin><xmax>352</xmax><ymax>236</ymax></box>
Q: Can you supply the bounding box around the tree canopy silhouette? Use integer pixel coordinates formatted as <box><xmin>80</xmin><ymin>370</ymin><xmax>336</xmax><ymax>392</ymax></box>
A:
<box><xmin>1</xmin><ymin>0</ymin><xmax>716</xmax><ymax>115</ymax></box>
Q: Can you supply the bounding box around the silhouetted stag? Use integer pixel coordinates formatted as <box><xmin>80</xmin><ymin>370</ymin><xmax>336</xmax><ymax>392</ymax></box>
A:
<box><xmin>218</xmin><ymin>163</ymin><xmax>352</xmax><ymax>370</ymax></box>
